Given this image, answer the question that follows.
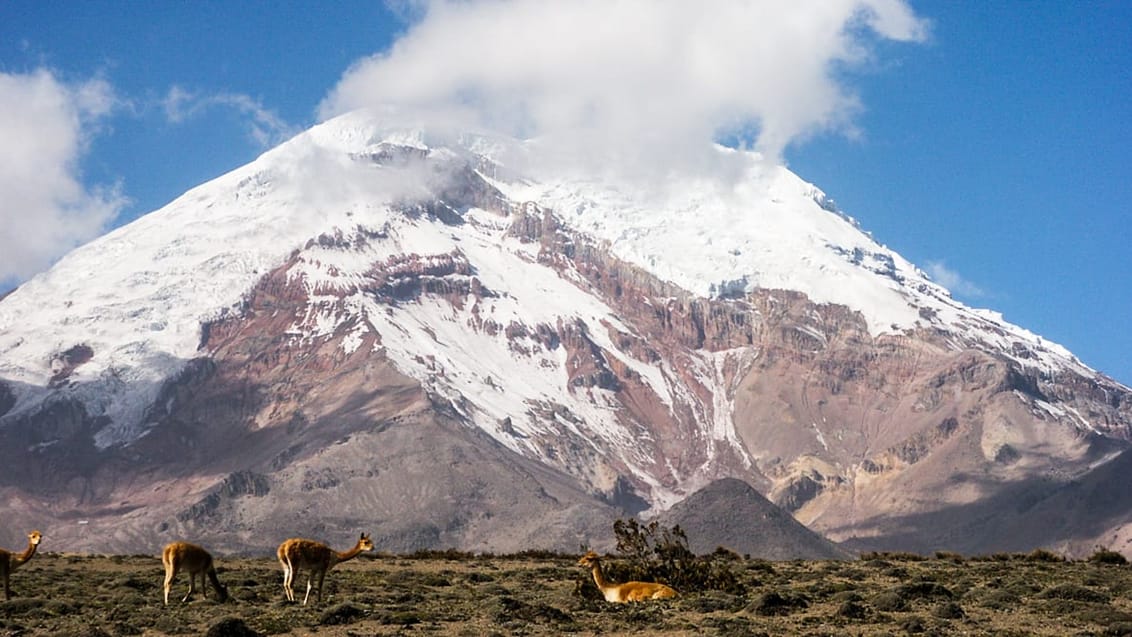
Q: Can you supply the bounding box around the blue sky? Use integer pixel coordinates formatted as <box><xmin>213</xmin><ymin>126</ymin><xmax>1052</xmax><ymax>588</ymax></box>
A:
<box><xmin>1</xmin><ymin>1</ymin><xmax>1129</xmax><ymax>386</ymax></box>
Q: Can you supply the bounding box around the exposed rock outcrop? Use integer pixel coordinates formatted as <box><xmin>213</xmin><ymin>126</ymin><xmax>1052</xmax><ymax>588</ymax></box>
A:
<box><xmin>656</xmin><ymin>478</ymin><xmax>851</xmax><ymax>560</ymax></box>
<box><xmin>2</xmin><ymin>134</ymin><xmax>1130</xmax><ymax>559</ymax></box>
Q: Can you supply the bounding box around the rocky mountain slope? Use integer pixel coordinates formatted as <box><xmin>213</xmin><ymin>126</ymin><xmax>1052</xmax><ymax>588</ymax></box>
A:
<box><xmin>1</xmin><ymin>110</ymin><xmax>1129</xmax><ymax>556</ymax></box>
<box><xmin>656</xmin><ymin>478</ymin><xmax>850</xmax><ymax>560</ymax></box>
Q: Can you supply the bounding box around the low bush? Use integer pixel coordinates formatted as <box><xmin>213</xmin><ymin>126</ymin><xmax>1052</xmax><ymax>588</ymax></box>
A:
<box><xmin>1026</xmin><ymin>548</ymin><xmax>1066</xmax><ymax>563</ymax></box>
<box><xmin>606</xmin><ymin>518</ymin><xmax>744</xmax><ymax>594</ymax></box>
<box><xmin>1088</xmin><ymin>548</ymin><xmax>1129</xmax><ymax>565</ymax></box>
<box><xmin>965</xmin><ymin>587</ymin><xmax>1020</xmax><ymax>610</ymax></box>
<box><xmin>933</xmin><ymin>600</ymin><xmax>966</xmax><ymax>619</ymax></box>
<box><xmin>859</xmin><ymin>551</ymin><xmax>927</xmax><ymax>562</ymax></box>
<box><xmin>934</xmin><ymin>551</ymin><xmax>966</xmax><ymax>563</ymax></box>
<box><xmin>836</xmin><ymin>598</ymin><xmax>868</xmax><ymax>619</ymax></box>
<box><xmin>489</xmin><ymin>595</ymin><xmax>574</xmax><ymax>626</ymax></box>
<box><xmin>748</xmin><ymin>590</ymin><xmax>809</xmax><ymax>616</ymax></box>
<box><xmin>319</xmin><ymin>602</ymin><xmax>367</xmax><ymax>625</ymax></box>
<box><xmin>203</xmin><ymin>617</ymin><xmax>261</xmax><ymax>637</ymax></box>
<box><xmin>1038</xmin><ymin>583</ymin><xmax>1110</xmax><ymax>603</ymax></box>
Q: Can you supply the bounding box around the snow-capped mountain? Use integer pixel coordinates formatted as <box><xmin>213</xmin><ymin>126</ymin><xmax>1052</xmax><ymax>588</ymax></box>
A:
<box><xmin>1</xmin><ymin>110</ymin><xmax>1129</xmax><ymax>556</ymax></box>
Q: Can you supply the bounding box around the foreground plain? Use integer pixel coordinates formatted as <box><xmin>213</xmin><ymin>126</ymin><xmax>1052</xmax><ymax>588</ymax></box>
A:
<box><xmin>3</xmin><ymin>550</ymin><xmax>1132</xmax><ymax>636</ymax></box>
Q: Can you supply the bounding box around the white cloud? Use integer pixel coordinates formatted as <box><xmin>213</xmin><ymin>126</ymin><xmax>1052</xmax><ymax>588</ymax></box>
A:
<box><xmin>162</xmin><ymin>86</ymin><xmax>297</xmax><ymax>147</ymax></box>
<box><xmin>925</xmin><ymin>260</ymin><xmax>985</xmax><ymax>298</ymax></box>
<box><xmin>320</xmin><ymin>0</ymin><xmax>927</xmax><ymax>179</ymax></box>
<box><xmin>0</xmin><ymin>69</ymin><xmax>126</xmax><ymax>285</ymax></box>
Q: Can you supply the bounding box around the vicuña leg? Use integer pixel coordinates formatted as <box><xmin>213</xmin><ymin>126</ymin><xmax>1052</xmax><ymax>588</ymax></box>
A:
<box><xmin>278</xmin><ymin>549</ymin><xmax>296</xmax><ymax>602</ymax></box>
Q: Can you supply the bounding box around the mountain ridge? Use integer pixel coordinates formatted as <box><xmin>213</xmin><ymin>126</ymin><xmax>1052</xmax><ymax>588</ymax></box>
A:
<box><xmin>2</xmin><ymin>110</ymin><xmax>1130</xmax><ymax>556</ymax></box>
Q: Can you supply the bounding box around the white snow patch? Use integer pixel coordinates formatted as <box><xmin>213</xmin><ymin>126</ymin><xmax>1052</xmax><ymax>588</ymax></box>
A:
<box><xmin>0</xmin><ymin>110</ymin><xmax>1114</xmax><ymax>467</ymax></box>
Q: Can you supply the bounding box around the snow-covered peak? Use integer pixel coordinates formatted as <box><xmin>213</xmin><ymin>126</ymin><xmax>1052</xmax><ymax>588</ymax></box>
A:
<box><xmin>0</xmin><ymin>110</ymin><xmax>1102</xmax><ymax>450</ymax></box>
<box><xmin>302</xmin><ymin>112</ymin><xmax>953</xmax><ymax>337</ymax></box>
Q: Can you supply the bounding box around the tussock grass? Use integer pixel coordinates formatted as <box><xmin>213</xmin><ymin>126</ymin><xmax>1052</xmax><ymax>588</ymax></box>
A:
<box><xmin>5</xmin><ymin>548</ymin><xmax>1132</xmax><ymax>635</ymax></box>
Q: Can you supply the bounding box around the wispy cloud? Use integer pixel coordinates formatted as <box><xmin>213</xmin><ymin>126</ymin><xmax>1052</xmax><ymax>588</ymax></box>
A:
<box><xmin>925</xmin><ymin>260</ymin><xmax>986</xmax><ymax>299</ymax></box>
<box><xmin>162</xmin><ymin>85</ymin><xmax>296</xmax><ymax>147</ymax></box>
<box><xmin>320</xmin><ymin>0</ymin><xmax>928</xmax><ymax>179</ymax></box>
<box><xmin>0</xmin><ymin>69</ymin><xmax>126</xmax><ymax>285</ymax></box>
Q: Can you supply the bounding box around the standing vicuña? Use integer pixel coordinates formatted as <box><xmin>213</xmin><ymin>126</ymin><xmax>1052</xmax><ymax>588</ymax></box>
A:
<box><xmin>1</xmin><ymin>530</ymin><xmax>41</xmax><ymax>600</ymax></box>
<box><xmin>578</xmin><ymin>550</ymin><xmax>678</xmax><ymax>602</ymax></box>
<box><xmin>161</xmin><ymin>541</ymin><xmax>229</xmax><ymax>605</ymax></box>
<box><xmin>277</xmin><ymin>533</ymin><xmax>374</xmax><ymax>605</ymax></box>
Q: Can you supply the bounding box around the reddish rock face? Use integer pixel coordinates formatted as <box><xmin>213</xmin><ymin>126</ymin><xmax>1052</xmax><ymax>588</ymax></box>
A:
<box><xmin>1</xmin><ymin>146</ymin><xmax>1130</xmax><ymax>558</ymax></box>
<box><xmin>503</xmin><ymin>206</ymin><xmax>1132</xmax><ymax>555</ymax></box>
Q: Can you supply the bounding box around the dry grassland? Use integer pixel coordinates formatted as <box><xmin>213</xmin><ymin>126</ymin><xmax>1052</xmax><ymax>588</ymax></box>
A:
<box><xmin>3</xmin><ymin>550</ymin><xmax>1132</xmax><ymax>636</ymax></box>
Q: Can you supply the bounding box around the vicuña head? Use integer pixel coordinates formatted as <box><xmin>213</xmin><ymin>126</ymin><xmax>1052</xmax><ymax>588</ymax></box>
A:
<box><xmin>277</xmin><ymin>532</ymin><xmax>374</xmax><ymax>605</ymax></box>
<box><xmin>578</xmin><ymin>550</ymin><xmax>678</xmax><ymax>603</ymax></box>
<box><xmin>1</xmin><ymin>530</ymin><xmax>43</xmax><ymax>600</ymax></box>
<box><xmin>161</xmin><ymin>541</ymin><xmax>229</xmax><ymax>605</ymax></box>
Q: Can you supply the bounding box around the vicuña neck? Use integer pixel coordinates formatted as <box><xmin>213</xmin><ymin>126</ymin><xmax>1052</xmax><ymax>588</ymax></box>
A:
<box><xmin>335</xmin><ymin>545</ymin><xmax>364</xmax><ymax>564</ymax></box>
<box><xmin>15</xmin><ymin>542</ymin><xmax>38</xmax><ymax>566</ymax></box>
<box><xmin>589</xmin><ymin>563</ymin><xmax>612</xmax><ymax>591</ymax></box>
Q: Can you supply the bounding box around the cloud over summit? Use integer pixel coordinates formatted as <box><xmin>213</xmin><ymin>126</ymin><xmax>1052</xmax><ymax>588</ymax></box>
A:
<box><xmin>320</xmin><ymin>0</ymin><xmax>927</xmax><ymax>176</ymax></box>
<box><xmin>0</xmin><ymin>69</ymin><xmax>125</xmax><ymax>285</ymax></box>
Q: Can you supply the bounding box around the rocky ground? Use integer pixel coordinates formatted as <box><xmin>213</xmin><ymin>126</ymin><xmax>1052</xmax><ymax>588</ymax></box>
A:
<box><xmin>3</xmin><ymin>549</ymin><xmax>1132</xmax><ymax>636</ymax></box>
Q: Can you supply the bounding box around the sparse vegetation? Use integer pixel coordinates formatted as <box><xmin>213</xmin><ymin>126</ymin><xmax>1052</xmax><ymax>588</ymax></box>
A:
<box><xmin>1090</xmin><ymin>548</ymin><xmax>1130</xmax><ymax>565</ymax></box>
<box><xmin>3</xmin><ymin>547</ymin><xmax>1132</xmax><ymax>635</ymax></box>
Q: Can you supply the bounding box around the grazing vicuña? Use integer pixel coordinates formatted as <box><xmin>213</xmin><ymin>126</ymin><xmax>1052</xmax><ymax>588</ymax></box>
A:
<box><xmin>161</xmin><ymin>541</ymin><xmax>229</xmax><ymax>605</ymax></box>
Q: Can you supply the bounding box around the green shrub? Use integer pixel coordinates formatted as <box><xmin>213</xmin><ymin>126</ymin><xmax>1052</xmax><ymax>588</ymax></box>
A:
<box><xmin>1088</xmin><ymin>548</ymin><xmax>1129</xmax><ymax>565</ymax></box>
<box><xmin>203</xmin><ymin>617</ymin><xmax>261</xmax><ymax>637</ymax></box>
<box><xmin>55</xmin><ymin>628</ymin><xmax>113</xmax><ymax>637</ymax></box>
<box><xmin>684</xmin><ymin>591</ymin><xmax>745</xmax><ymax>613</ymax></box>
<box><xmin>606</xmin><ymin>519</ymin><xmax>744</xmax><ymax>594</ymax></box>
<box><xmin>1073</xmin><ymin>604</ymin><xmax>1132</xmax><ymax>625</ymax></box>
<box><xmin>897</xmin><ymin>581</ymin><xmax>954</xmax><ymax>600</ymax></box>
<box><xmin>509</xmin><ymin>548</ymin><xmax>573</xmax><ymax>560</ymax></box>
<box><xmin>405</xmin><ymin>548</ymin><xmax>477</xmax><ymax>561</ymax></box>
<box><xmin>859</xmin><ymin>551</ymin><xmax>926</xmax><ymax>562</ymax></box>
<box><xmin>872</xmin><ymin>590</ymin><xmax>908</xmax><ymax>612</ymax></box>
<box><xmin>1104</xmin><ymin>622</ymin><xmax>1132</xmax><ymax>636</ymax></box>
<box><xmin>418</xmin><ymin>573</ymin><xmax>453</xmax><ymax>587</ymax></box>
<box><xmin>836</xmin><ymin>599</ymin><xmax>868</xmax><ymax>619</ymax></box>
<box><xmin>465</xmin><ymin>571</ymin><xmax>495</xmax><ymax>583</ymax></box>
<box><xmin>1038</xmin><ymin>583</ymin><xmax>1110</xmax><ymax>603</ymax></box>
<box><xmin>745</xmin><ymin>559</ymin><xmax>776</xmax><ymax>574</ymax></box>
<box><xmin>488</xmin><ymin>595</ymin><xmax>574</xmax><ymax>626</ymax></box>
<box><xmin>934</xmin><ymin>551</ymin><xmax>966</xmax><ymax>563</ymax></box>
<box><xmin>900</xmin><ymin>615</ymin><xmax>928</xmax><ymax>633</ymax></box>
<box><xmin>702</xmin><ymin>615</ymin><xmax>762</xmax><ymax>636</ymax></box>
<box><xmin>1026</xmin><ymin>548</ymin><xmax>1065</xmax><ymax>563</ymax></box>
<box><xmin>966</xmin><ymin>588</ymin><xmax>1020</xmax><ymax>610</ymax></box>
<box><xmin>748</xmin><ymin>590</ymin><xmax>809</xmax><ymax>616</ymax></box>
<box><xmin>319</xmin><ymin>602</ymin><xmax>367</xmax><ymax>625</ymax></box>
<box><xmin>379</xmin><ymin>611</ymin><xmax>422</xmax><ymax>626</ymax></box>
<box><xmin>933</xmin><ymin>600</ymin><xmax>966</xmax><ymax>619</ymax></box>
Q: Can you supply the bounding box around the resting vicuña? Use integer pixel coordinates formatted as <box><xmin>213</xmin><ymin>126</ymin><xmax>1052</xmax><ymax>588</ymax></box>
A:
<box><xmin>277</xmin><ymin>533</ymin><xmax>374</xmax><ymax>605</ymax></box>
<box><xmin>578</xmin><ymin>550</ymin><xmax>678</xmax><ymax>602</ymax></box>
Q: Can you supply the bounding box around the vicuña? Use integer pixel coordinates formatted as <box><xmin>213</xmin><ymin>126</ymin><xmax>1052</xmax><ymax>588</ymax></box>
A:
<box><xmin>0</xmin><ymin>530</ymin><xmax>42</xmax><ymax>600</ymax></box>
<box><xmin>578</xmin><ymin>550</ymin><xmax>678</xmax><ymax>602</ymax></box>
<box><xmin>161</xmin><ymin>541</ymin><xmax>229</xmax><ymax>605</ymax></box>
<box><xmin>277</xmin><ymin>532</ymin><xmax>374</xmax><ymax>605</ymax></box>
